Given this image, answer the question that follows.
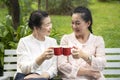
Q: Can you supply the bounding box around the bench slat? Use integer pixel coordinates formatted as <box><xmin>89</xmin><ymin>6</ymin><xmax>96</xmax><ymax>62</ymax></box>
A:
<box><xmin>105</xmin><ymin>78</ymin><xmax>120</xmax><ymax>80</ymax></box>
<box><xmin>4</xmin><ymin>64</ymin><xmax>17</xmax><ymax>70</ymax></box>
<box><xmin>4</xmin><ymin>57</ymin><xmax>17</xmax><ymax>62</ymax></box>
<box><xmin>4</xmin><ymin>71</ymin><xmax>16</xmax><ymax>77</ymax></box>
<box><xmin>106</xmin><ymin>62</ymin><xmax>120</xmax><ymax>68</ymax></box>
<box><xmin>0</xmin><ymin>76</ymin><xmax>10</xmax><ymax>80</ymax></box>
<box><xmin>4</xmin><ymin>50</ymin><xmax>16</xmax><ymax>55</ymax></box>
<box><xmin>106</xmin><ymin>55</ymin><xmax>120</xmax><ymax>60</ymax></box>
<box><xmin>105</xmin><ymin>48</ymin><xmax>120</xmax><ymax>53</ymax></box>
<box><xmin>103</xmin><ymin>70</ymin><xmax>120</xmax><ymax>74</ymax></box>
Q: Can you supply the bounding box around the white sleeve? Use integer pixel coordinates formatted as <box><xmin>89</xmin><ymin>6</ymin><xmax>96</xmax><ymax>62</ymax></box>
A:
<box><xmin>17</xmin><ymin>39</ymin><xmax>39</xmax><ymax>74</ymax></box>
<box><xmin>46</xmin><ymin>56</ymin><xmax>57</xmax><ymax>79</ymax></box>
<box><xmin>58</xmin><ymin>35</ymin><xmax>80</xmax><ymax>78</ymax></box>
<box><xmin>91</xmin><ymin>36</ymin><xmax>106</xmax><ymax>71</ymax></box>
<box><xmin>58</xmin><ymin>56</ymin><xmax>80</xmax><ymax>78</ymax></box>
<box><xmin>46</xmin><ymin>39</ymin><xmax>58</xmax><ymax>78</ymax></box>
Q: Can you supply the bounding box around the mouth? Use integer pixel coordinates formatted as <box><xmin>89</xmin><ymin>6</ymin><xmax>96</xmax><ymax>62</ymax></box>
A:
<box><xmin>74</xmin><ymin>29</ymin><xmax>81</xmax><ymax>33</ymax></box>
<box><xmin>48</xmin><ymin>30</ymin><xmax>51</xmax><ymax>33</ymax></box>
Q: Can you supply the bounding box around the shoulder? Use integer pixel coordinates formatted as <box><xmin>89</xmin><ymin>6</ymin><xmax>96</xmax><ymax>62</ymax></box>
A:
<box><xmin>95</xmin><ymin>35</ymin><xmax>104</xmax><ymax>42</ymax></box>
<box><xmin>92</xmin><ymin>34</ymin><xmax>104</xmax><ymax>45</ymax></box>
<box><xmin>19</xmin><ymin>35</ymin><xmax>32</xmax><ymax>41</ymax></box>
<box><xmin>18</xmin><ymin>35</ymin><xmax>33</xmax><ymax>44</ymax></box>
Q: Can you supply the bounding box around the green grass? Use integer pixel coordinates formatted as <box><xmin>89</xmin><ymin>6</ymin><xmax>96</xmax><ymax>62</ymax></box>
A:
<box><xmin>89</xmin><ymin>0</ymin><xmax>120</xmax><ymax>48</ymax></box>
<box><xmin>0</xmin><ymin>0</ymin><xmax>120</xmax><ymax>48</ymax></box>
<box><xmin>51</xmin><ymin>15</ymin><xmax>72</xmax><ymax>34</ymax></box>
<box><xmin>51</xmin><ymin>0</ymin><xmax>120</xmax><ymax>48</ymax></box>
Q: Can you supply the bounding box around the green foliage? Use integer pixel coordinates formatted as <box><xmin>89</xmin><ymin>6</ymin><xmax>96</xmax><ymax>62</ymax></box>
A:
<box><xmin>50</xmin><ymin>28</ymin><xmax>64</xmax><ymax>45</ymax></box>
<box><xmin>0</xmin><ymin>15</ymin><xmax>32</xmax><ymax>74</ymax></box>
<box><xmin>39</xmin><ymin>0</ymin><xmax>88</xmax><ymax>15</ymax></box>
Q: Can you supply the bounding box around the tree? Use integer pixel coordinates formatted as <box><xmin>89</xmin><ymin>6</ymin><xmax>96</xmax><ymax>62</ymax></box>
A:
<box><xmin>46</xmin><ymin>0</ymin><xmax>48</xmax><ymax>11</ymax></box>
<box><xmin>38</xmin><ymin>0</ymin><xmax>41</xmax><ymax>10</ymax></box>
<box><xmin>4</xmin><ymin>0</ymin><xmax>20</xmax><ymax>30</ymax></box>
<box><xmin>9</xmin><ymin>0</ymin><xmax>20</xmax><ymax>30</ymax></box>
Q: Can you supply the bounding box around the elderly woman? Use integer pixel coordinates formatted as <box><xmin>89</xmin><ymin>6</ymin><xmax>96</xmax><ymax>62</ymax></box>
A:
<box><xmin>58</xmin><ymin>6</ymin><xmax>106</xmax><ymax>80</ymax></box>
<box><xmin>15</xmin><ymin>10</ymin><xmax>57</xmax><ymax>80</ymax></box>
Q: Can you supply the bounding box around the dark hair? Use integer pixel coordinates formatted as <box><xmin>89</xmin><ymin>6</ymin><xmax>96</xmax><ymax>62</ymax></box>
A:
<box><xmin>73</xmin><ymin>6</ymin><xmax>93</xmax><ymax>33</ymax></box>
<box><xmin>28</xmin><ymin>10</ymin><xmax>48</xmax><ymax>30</ymax></box>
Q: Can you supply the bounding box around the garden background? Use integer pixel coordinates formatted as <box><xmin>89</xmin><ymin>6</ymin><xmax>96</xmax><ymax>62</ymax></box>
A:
<box><xmin>0</xmin><ymin>0</ymin><xmax>120</xmax><ymax>76</ymax></box>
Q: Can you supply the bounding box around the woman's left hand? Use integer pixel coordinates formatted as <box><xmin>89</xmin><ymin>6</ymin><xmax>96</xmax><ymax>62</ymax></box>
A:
<box><xmin>72</xmin><ymin>47</ymin><xmax>82</xmax><ymax>59</ymax></box>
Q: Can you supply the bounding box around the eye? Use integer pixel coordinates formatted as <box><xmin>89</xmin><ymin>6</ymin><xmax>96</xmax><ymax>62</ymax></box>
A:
<box><xmin>76</xmin><ymin>22</ymin><xmax>80</xmax><ymax>25</ymax></box>
<box><xmin>72</xmin><ymin>22</ymin><xmax>74</xmax><ymax>25</ymax></box>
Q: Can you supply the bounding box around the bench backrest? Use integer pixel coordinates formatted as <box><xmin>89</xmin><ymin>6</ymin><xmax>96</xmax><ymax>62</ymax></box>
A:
<box><xmin>4</xmin><ymin>50</ymin><xmax>17</xmax><ymax>77</ymax></box>
<box><xmin>3</xmin><ymin>48</ymin><xmax>120</xmax><ymax>80</ymax></box>
<box><xmin>103</xmin><ymin>48</ymin><xmax>120</xmax><ymax>80</ymax></box>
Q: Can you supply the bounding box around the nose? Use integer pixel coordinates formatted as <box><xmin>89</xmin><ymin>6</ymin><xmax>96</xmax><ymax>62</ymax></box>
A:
<box><xmin>49</xmin><ymin>23</ymin><xmax>52</xmax><ymax>29</ymax></box>
<box><xmin>72</xmin><ymin>23</ymin><xmax>76</xmax><ymax>28</ymax></box>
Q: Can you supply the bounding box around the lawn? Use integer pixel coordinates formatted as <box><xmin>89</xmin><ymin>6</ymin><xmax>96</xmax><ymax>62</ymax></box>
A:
<box><xmin>51</xmin><ymin>0</ymin><xmax>120</xmax><ymax>48</ymax></box>
<box><xmin>0</xmin><ymin>0</ymin><xmax>120</xmax><ymax>48</ymax></box>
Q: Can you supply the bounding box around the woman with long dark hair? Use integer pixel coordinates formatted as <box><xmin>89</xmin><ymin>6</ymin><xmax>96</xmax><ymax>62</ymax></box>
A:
<box><xmin>58</xmin><ymin>6</ymin><xmax>106</xmax><ymax>80</ymax></box>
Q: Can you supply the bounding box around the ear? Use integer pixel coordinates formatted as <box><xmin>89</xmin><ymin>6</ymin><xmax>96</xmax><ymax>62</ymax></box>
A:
<box><xmin>87</xmin><ymin>21</ymin><xmax>91</xmax><ymax>28</ymax></box>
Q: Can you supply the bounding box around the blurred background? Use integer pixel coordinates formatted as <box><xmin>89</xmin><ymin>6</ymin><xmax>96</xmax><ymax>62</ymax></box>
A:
<box><xmin>0</xmin><ymin>0</ymin><xmax>120</xmax><ymax>76</ymax></box>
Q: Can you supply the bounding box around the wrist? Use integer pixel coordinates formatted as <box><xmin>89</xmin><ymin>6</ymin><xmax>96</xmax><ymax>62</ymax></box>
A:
<box><xmin>86</xmin><ymin>69</ymin><xmax>92</xmax><ymax>76</ymax></box>
<box><xmin>36</xmin><ymin>55</ymin><xmax>45</xmax><ymax>65</ymax></box>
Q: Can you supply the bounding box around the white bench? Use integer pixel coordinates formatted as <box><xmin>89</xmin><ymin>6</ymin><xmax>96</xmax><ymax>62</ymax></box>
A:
<box><xmin>103</xmin><ymin>48</ymin><xmax>120</xmax><ymax>80</ymax></box>
<box><xmin>0</xmin><ymin>48</ymin><xmax>120</xmax><ymax>80</ymax></box>
<box><xmin>0</xmin><ymin>50</ymin><xmax>16</xmax><ymax>80</ymax></box>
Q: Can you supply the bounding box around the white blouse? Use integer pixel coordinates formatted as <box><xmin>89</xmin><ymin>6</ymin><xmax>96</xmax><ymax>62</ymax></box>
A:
<box><xmin>58</xmin><ymin>33</ymin><xmax>106</xmax><ymax>80</ymax></box>
<box><xmin>16</xmin><ymin>34</ymin><xmax>57</xmax><ymax>78</ymax></box>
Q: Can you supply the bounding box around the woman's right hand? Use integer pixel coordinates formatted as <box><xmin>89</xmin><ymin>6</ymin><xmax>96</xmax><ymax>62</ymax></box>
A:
<box><xmin>90</xmin><ymin>71</ymin><xmax>101</xmax><ymax>79</ymax></box>
<box><xmin>41</xmin><ymin>47</ymin><xmax>54</xmax><ymax>60</ymax></box>
<box><xmin>36</xmin><ymin>47</ymin><xmax>54</xmax><ymax>65</ymax></box>
<box><xmin>77</xmin><ymin>67</ymin><xmax>101</xmax><ymax>79</ymax></box>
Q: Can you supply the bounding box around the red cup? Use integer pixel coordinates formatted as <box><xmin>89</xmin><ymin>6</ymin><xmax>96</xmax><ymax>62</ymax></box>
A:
<box><xmin>62</xmin><ymin>47</ymin><xmax>71</xmax><ymax>56</ymax></box>
<box><xmin>54</xmin><ymin>47</ymin><xmax>63</xmax><ymax>56</ymax></box>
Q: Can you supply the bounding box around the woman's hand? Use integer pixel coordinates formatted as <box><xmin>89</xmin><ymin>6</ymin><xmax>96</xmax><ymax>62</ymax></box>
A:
<box><xmin>77</xmin><ymin>67</ymin><xmax>101</xmax><ymax>79</ymax></box>
<box><xmin>41</xmin><ymin>47</ymin><xmax>54</xmax><ymax>60</ymax></box>
<box><xmin>90</xmin><ymin>71</ymin><xmax>101</xmax><ymax>79</ymax></box>
<box><xmin>72</xmin><ymin>46</ymin><xmax>91</xmax><ymax>64</ymax></box>
<box><xmin>72</xmin><ymin>47</ymin><xmax>83</xmax><ymax>59</ymax></box>
<box><xmin>24</xmin><ymin>74</ymin><xmax>41</xmax><ymax>79</ymax></box>
<box><xmin>36</xmin><ymin>47</ymin><xmax>54</xmax><ymax>65</ymax></box>
<box><xmin>24</xmin><ymin>72</ymin><xmax>50</xmax><ymax>79</ymax></box>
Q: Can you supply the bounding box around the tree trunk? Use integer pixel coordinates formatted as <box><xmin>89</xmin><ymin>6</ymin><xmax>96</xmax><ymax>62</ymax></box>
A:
<box><xmin>6</xmin><ymin>0</ymin><xmax>20</xmax><ymax>30</ymax></box>
<box><xmin>38</xmin><ymin>0</ymin><xmax>41</xmax><ymax>10</ymax></box>
<box><xmin>46</xmin><ymin>0</ymin><xmax>48</xmax><ymax>11</ymax></box>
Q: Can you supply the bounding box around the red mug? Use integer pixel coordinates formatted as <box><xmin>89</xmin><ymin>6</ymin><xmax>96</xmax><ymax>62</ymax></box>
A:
<box><xmin>62</xmin><ymin>47</ymin><xmax>71</xmax><ymax>56</ymax></box>
<box><xmin>54</xmin><ymin>47</ymin><xmax>62</xmax><ymax>56</ymax></box>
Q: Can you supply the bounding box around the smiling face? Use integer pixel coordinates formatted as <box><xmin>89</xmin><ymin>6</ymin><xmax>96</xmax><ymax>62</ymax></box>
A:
<box><xmin>72</xmin><ymin>13</ymin><xmax>90</xmax><ymax>37</ymax></box>
<box><xmin>36</xmin><ymin>16</ymin><xmax>52</xmax><ymax>36</ymax></box>
<box><xmin>40</xmin><ymin>16</ymin><xmax>52</xmax><ymax>36</ymax></box>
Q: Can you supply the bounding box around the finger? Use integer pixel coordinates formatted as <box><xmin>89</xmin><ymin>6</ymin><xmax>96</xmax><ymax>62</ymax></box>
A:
<box><xmin>72</xmin><ymin>46</ymin><xmax>78</xmax><ymax>49</ymax></box>
<box><xmin>72</xmin><ymin>50</ymin><xmax>78</xmax><ymax>54</ymax></box>
<box><xmin>48</xmin><ymin>47</ymin><xmax>54</xmax><ymax>49</ymax></box>
<box><xmin>46</xmin><ymin>55</ymin><xmax>53</xmax><ymax>59</ymax></box>
<box><xmin>45</xmin><ymin>48</ymin><xmax>53</xmax><ymax>52</ymax></box>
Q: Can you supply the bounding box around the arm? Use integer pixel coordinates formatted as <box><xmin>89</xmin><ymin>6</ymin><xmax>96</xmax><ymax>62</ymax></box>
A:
<box><xmin>17</xmin><ymin>39</ymin><xmax>39</xmax><ymax>74</ymax></box>
<box><xmin>90</xmin><ymin>36</ymin><xmax>106</xmax><ymax>71</ymax></box>
<box><xmin>73</xmin><ymin>36</ymin><xmax>106</xmax><ymax>71</ymax></box>
<box><xmin>46</xmin><ymin>56</ymin><xmax>57</xmax><ymax>79</ymax></box>
<box><xmin>17</xmin><ymin>39</ymin><xmax>53</xmax><ymax>74</ymax></box>
<box><xmin>44</xmin><ymin>39</ymin><xmax>58</xmax><ymax>79</ymax></box>
<box><xmin>58</xmin><ymin>35</ymin><xmax>80</xmax><ymax>78</ymax></box>
<box><xmin>77</xmin><ymin>67</ymin><xmax>101</xmax><ymax>79</ymax></box>
<box><xmin>76</xmin><ymin>36</ymin><xmax>106</xmax><ymax>78</ymax></box>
